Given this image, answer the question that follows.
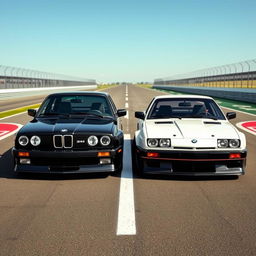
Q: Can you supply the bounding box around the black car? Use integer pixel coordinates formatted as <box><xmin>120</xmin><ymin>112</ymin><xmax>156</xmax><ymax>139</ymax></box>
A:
<box><xmin>13</xmin><ymin>91</ymin><xmax>126</xmax><ymax>174</ymax></box>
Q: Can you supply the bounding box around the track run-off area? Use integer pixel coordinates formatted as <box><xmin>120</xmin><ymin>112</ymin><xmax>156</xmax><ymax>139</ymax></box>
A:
<box><xmin>0</xmin><ymin>84</ymin><xmax>256</xmax><ymax>256</ymax></box>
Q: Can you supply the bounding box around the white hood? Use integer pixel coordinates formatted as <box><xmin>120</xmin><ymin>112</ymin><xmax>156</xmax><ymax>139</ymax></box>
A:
<box><xmin>145</xmin><ymin>119</ymin><xmax>240</xmax><ymax>148</ymax></box>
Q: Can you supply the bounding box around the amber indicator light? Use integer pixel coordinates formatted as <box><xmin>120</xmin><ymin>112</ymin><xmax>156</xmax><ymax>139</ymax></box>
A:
<box><xmin>98</xmin><ymin>152</ymin><xmax>111</xmax><ymax>157</ymax></box>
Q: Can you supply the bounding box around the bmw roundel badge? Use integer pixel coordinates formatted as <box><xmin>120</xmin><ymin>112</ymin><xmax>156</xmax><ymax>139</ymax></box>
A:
<box><xmin>191</xmin><ymin>139</ymin><xmax>197</xmax><ymax>143</ymax></box>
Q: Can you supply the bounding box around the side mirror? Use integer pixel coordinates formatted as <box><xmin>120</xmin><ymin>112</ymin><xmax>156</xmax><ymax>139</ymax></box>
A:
<box><xmin>135</xmin><ymin>111</ymin><xmax>145</xmax><ymax>120</ymax></box>
<box><xmin>28</xmin><ymin>109</ymin><xmax>37</xmax><ymax>117</ymax></box>
<box><xmin>117</xmin><ymin>109</ymin><xmax>127</xmax><ymax>117</ymax></box>
<box><xmin>226</xmin><ymin>112</ymin><xmax>236</xmax><ymax>120</ymax></box>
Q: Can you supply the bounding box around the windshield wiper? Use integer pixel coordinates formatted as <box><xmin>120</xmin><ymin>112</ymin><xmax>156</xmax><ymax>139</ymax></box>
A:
<box><xmin>38</xmin><ymin>113</ymin><xmax>70</xmax><ymax>117</ymax></box>
<box><xmin>70</xmin><ymin>112</ymin><xmax>104</xmax><ymax>118</ymax></box>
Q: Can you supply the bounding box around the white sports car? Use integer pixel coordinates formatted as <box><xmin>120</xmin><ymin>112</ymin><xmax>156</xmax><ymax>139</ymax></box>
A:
<box><xmin>134</xmin><ymin>95</ymin><xmax>247</xmax><ymax>176</ymax></box>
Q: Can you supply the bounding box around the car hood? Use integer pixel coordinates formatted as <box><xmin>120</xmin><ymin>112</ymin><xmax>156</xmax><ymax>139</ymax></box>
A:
<box><xmin>145</xmin><ymin>119</ymin><xmax>240</xmax><ymax>147</ymax></box>
<box><xmin>19</xmin><ymin>118</ymin><xmax>115</xmax><ymax>135</ymax></box>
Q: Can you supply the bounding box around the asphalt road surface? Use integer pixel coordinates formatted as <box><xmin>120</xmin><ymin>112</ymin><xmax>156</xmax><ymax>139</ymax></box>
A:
<box><xmin>0</xmin><ymin>85</ymin><xmax>256</xmax><ymax>256</ymax></box>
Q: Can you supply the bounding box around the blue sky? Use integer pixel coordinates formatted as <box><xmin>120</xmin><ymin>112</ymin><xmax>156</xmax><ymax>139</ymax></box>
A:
<box><xmin>0</xmin><ymin>0</ymin><xmax>256</xmax><ymax>83</ymax></box>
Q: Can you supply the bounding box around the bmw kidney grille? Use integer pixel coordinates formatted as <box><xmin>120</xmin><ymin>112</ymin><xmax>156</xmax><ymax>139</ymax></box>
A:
<box><xmin>53</xmin><ymin>135</ymin><xmax>73</xmax><ymax>149</ymax></box>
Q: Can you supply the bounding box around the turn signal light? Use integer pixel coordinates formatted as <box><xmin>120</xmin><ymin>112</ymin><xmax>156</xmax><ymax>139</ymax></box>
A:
<box><xmin>229</xmin><ymin>153</ymin><xmax>241</xmax><ymax>159</ymax></box>
<box><xmin>18</xmin><ymin>152</ymin><xmax>30</xmax><ymax>157</ymax></box>
<box><xmin>98</xmin><ymin>152</ymin><xmax>111</xmax><ymax>157</ymax></box>
<box><xmin>147</xmin><ymin>152</ymin><xmax>159</xmax><ymax>158</ymax></box>
<box><xmin>118</xmin><ymin>148</ymin><xmax>122</xmax><ymax>153</ymax></box>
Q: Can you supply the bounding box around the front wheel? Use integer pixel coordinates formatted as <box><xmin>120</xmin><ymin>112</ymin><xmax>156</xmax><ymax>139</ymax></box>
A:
<box><xmin>132</xmin><ymin>138</ymin><xmax>144</xmax><ymax>177</ymax></box>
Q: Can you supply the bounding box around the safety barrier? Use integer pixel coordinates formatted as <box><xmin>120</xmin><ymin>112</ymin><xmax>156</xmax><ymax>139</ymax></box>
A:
<box><xmin>0</xmin><ymin>65</ymin><xmax>96</xmax><ymax>89</ymax></box>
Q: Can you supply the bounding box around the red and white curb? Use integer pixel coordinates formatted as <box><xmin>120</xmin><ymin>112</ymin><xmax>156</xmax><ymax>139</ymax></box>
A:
<box><xmin>236</xmin><ymin>121</ymin><xmax>256</xmax><ymax>136</ymax></box>
<box><xmin>0</xmin><ymin>123</ymin><xmax>23</xmax><ymax>141</ymax></box>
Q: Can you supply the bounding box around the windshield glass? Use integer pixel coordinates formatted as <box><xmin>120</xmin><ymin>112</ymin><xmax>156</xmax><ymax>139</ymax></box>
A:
<box><xmin>37</xmin><ymin>95</ymin><xmax>114</xmax><ymax>118</ymax></box>
<box><xmin>147</xmin><ymin>98</ymin><xmax>225</xmax><ymax>120</ymax></box>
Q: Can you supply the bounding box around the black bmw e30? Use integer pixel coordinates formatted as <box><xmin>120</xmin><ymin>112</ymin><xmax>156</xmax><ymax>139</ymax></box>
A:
<box><xmin>12</xmin><ymin>91</ymin><xmax>126</xmax><ymax>174</ymax></box>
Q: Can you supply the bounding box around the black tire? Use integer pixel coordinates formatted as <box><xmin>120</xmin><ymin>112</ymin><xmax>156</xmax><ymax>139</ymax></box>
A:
<box><xmin>114</xmin><ymin>152</ymin><xmax>123</xmax><ymax>174</ymax></box>
<box><xmin>132</xmin><ymin>138</ymin><xmax>144</xmax><ymax>177</ymax></box>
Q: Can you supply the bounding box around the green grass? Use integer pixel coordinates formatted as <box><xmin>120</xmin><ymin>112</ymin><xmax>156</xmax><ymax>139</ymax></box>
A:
<box><xmin>0</xmin><ymin>104</ymin><xmax>40</xmax><ymax>119</ymax></box>
<box><xmin>136</xmin><ymin>83</ymin><xmax>153</xmax><ymax>89</ymax></box>
<box><xmin>97</xmin><ymin>84</ymin><xmax>119</xmax><ymax>90</ymax></box>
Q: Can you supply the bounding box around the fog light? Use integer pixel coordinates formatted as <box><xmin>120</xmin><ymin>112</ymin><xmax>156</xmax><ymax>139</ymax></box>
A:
<box><xmin>20</xmin><ymin>158</ymin><xmax>31</xmax><ymax>164</ymax></box>
<box><xmin>229</xmin><ymin>153</ymin><xmax>241</xmax><ymax>159</ymax></box>
<box><xmin>147</xmin><ymin>152</ymin><xmax>159</xmax><ymax>158</ymax></box>
<box><xmin>100</xmin><ymin>158</ymin><xmax>111</xmax><ymax>164</ymax></box>
<box><xmin>18</xmin><ymin>152</ymin><xmax>30</xmax><ymax>157</ymax></box>
<box><xmin>98</xmin><ymin>152</ymin><xmax>111</xmax><ymax>157</ymax></box>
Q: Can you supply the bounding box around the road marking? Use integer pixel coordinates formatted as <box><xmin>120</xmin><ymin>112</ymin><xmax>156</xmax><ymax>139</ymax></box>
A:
<box><xmin>0</xmin><ymin>123</ymin><xmax>23</xmax><ymax>140</ymax></box>
<box><xmin>117</xmin><ymin>134</ymin><xmax>136</xmax><ymax>235</ymax></box>
<box><xmin>125</xmin><ymin>110</ymin><xmax>129</xmax><ymax>119</ymax></box>
<box><xmin>125</xmin><ymin>103</ymin><xmax>129</xmax><ymax>108</ymax></box>
<box><xmin>126</xmin><ymin>97</ymin><xmax>128</xmax><ymax>101</ymax></box>
<box><xmin>236</xmin><ymin>121</ymin><xmax>256</xmax><ymax>136</ymax></box>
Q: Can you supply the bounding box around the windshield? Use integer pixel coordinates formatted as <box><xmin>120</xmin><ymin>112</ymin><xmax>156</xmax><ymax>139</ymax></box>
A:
<box><xmin>37</xmin><ymin>95</ymin><xmax>114</xmax><ymax>118</ymax></box>
<box><xmin>147</xmin><ymin>98</ymin><xmax>225</xmax><ymax>120</ymax></box>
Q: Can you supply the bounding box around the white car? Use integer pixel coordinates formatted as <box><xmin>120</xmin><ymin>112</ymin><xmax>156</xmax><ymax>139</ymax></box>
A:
<box><xmin>134</xmin><ymin>95</ymin><xmax>247</xmax><ymax>176</ymax></box>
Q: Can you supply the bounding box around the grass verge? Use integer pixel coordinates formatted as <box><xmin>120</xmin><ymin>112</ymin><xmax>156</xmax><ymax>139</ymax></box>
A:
<box><xmin>0</xmin><ymin>104</ymin><xmax>40</xmax><ymax>119</ymax></box>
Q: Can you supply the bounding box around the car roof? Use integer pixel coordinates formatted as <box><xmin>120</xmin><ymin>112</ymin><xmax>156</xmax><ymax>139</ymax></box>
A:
<box><xmin>153</xmin><ymin>94</ymin><xmax>214</xmax><ymax>100</ymax></box>
<box><xmin>47</xmin><ymin>91</ymin><xmax>110</xmax><ymax>97</ymax></box>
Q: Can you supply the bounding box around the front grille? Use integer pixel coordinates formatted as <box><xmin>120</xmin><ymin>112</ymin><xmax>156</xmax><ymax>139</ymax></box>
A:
<box><xmin>53</xmin><ymin>135</ymin><xmax>73</xmax><ymax>149</ymax></box>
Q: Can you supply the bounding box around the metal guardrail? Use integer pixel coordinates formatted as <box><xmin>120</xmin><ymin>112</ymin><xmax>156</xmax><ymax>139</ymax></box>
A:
<box><xmin>154</xmin><ymin>59</ymin><xmax>256</xmax><ymax>88</ymax></box>
<box><xmin>0</xmin><ymin>65</ymin><xmax>96</xmax><ymax>89</ymax></box>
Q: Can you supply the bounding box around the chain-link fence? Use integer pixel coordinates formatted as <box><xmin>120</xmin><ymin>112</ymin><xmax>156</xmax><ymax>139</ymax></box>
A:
<box><xmin>154</xmin><ymin>59</ymin><xmax>256</xmax><ymax>88</ymax></box>
<box><xmin>0</xmin><ymin>65</ymin><xmax>96</xmax><ymax>89</ymax></box>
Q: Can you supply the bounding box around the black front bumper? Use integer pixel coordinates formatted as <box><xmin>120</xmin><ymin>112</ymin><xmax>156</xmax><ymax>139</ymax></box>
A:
<box><xmin>136</xmin><ymin>147</ymin><xmax>247</xmax><ymax>176</ymax></box>
<box><xmin>12</xmin><ymin>146</ymin><xmax>122</xmax><ymax>174</ymax></box>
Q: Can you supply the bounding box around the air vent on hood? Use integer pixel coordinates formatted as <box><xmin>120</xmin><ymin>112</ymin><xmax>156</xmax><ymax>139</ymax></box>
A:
<box><xmin>155</xmin><ymin>121</ymin><xmax>174</xmax><ymax>124</ymax></box>
<box><xmin>203</xmin><ymin>121</ymin><xmax>221</xmax><ymax>125</ymax></box>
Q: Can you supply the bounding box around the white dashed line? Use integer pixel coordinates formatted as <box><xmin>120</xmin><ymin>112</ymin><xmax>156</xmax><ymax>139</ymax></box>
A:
<box><xmin>125</xmin><ymin>110</ymin><xmax>129</xmax><ymax>119</ymax></box>
<box><xmin>126</xmin><ymin>97</ymin><xmax>128</xmax><ymax>101</ymax></box>
<box><xmin>125</xmin><ymin>103</ymin><xmax>129</xmax><ymax>108</ymax></box>
<box><xmin>116</xmin><ymin>134</ymin><xmax>136</xmax><ymax>235</ymax></box>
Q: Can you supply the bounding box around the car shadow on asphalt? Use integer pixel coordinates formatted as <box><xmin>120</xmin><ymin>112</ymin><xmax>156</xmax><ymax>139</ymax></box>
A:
<box><xmin>0</xmin><ymin>148</ymin><xmax>109</xmax><ymax>180</ymax></box>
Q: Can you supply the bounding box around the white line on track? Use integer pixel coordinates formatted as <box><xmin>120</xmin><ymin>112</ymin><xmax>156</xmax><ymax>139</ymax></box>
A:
<box><xmin>125</xmin><ymin>110</ymin><xmax>129</xmax><ymax>119</ymax></box>
<box><xmin>221</xmin><ymin>106</ymin><xmax>256</xmax><ymax>117</ymax></box>
<box><xmin>126</xmin><ymin>97</ymin><xmax>128</xmax><ymax>101</ymax></box>
<box><xmin>125</xmin><ymin>102</ymin><xmax>129</xmax><ymax>108</ymax></box>
<box><xmin>117</xmin><ymin>134</ymin><xmax>136</xmax><ymax>235</ymax></box>
<box><xmin>236</xmin><ymin>121</ymin><xmax>256</xmax><ymax>136</ymax></box>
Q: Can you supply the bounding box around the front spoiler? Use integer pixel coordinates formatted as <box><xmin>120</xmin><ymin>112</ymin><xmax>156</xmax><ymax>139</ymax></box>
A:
<box><xmin>14</xmin><ymin>163</ymin><xmax>115</xmax><ymax>174</ymax></box>
<box><xmin>136</xmin><ymin>146</ymin><xmax>246</xmax><ymax>176</ymax></box>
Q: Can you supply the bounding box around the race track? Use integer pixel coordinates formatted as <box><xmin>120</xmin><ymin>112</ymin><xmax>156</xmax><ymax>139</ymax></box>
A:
<box><xmin>0</xmin><ymin>84</ymin><xmax>256</xmax><ymax>256</ymax></box>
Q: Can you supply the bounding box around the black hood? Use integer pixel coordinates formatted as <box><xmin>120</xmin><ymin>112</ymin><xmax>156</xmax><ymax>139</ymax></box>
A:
<box><xmin>19</xmin><ymin>117</ymin><xmax>115</xmax><ymax>135</ymax></box>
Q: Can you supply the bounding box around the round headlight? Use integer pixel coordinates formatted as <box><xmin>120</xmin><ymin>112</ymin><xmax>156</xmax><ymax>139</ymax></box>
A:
<box><xmin>229</xmin><ymin>139</ymin><xmax>240</xmax><ymax>148</ymax></box>
<box><xmin>18</xmin><ymin>136</ymin><xmax>29</xmax><ymax>146</ymax></box>
<box><xmin>147</xmin><ymin>138</ymin><xmax>158</xmax><ymax>147</ymax></box>
<box><xmin>159</xmin><ymin>138</ymin><xmax>171</xmax><ymax>147</ymax></box>
<box><xmin>30</xmin><ymin>136</ymin><xmax>41</xmax><ymax>146</ymax></box>
<box><xmin>88</xmin><ymin>135</ymin><xmax>98</xmax><ymax>146</ymax></box>
<box><xmin>217</xmin><ymin>139</ymin><xmax>228</xmax><ymax>148</ymax></box>
<box><xmin>100</xmin><ymin>136</ymin><xmax>111</xmax><ymax>146</ymax></box>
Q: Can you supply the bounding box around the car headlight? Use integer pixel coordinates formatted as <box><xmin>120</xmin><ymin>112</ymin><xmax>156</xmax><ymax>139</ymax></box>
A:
<box><xmin>217</xmin><ymin>139</ymin><xmax>240</xmax><ymax>148</ymax></box>
<box><xmin>229</xmin><ymin>139</ymin><xmax>240</xmax><ymax>148</ymax></box>
<box><xmin>159</xmin><ymin>138</ymin><xmax>171</xmax><ymax>147</ymax></box>
<box><xmin>88</xmin><ymin>135</ymin><xmax>98</xmax><ymax>146</ymax></box>
<box><xmin>30</xmin><ymin>136</ymin><xmax>41</xmax><ymax>146</ymax></box>
<box><xmin>18</xmin><ymin>136</ymin><xmax>29</xmax><ymax>146</ymax></box>
<box><xmin>100</xmin><ymin>136</ymin><xmax>111</xmax><ymax>146</ymax></box>
<box><xmin>147</xmin><ymin>138</ymin><xmax>158</xmax><ymax>147</ymax></box>
<box><xmin>217</xmin><ymin>139</ymin><xmax>229</xmax><ymax>148</ymax></box>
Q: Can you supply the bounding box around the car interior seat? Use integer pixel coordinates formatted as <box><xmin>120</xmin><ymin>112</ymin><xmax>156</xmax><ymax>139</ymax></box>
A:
<box><xmin>91</xmin><ymin>102</ymin><xmax>105</xmax><ymax>113</ymax></box>
<box><xmin>156</xmin><ymin>105</ymin><xmax>172</xmax><ymax>118</ymax></box>
<box><xmin>57</xmin><ymin>102</ymin><xmax>72</xmax><ymax>114</ymax></box>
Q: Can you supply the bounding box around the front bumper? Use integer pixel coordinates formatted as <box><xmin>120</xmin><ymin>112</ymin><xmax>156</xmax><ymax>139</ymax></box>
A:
<box><xmin>136</xmin><ymin>147</ymin><xmax>247</xmax><ymax>176</ymax></box>
<box><xmin>12</xmin><ymin>146</ymin><xmax>122</xmax><ymax>174</ymax></box>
